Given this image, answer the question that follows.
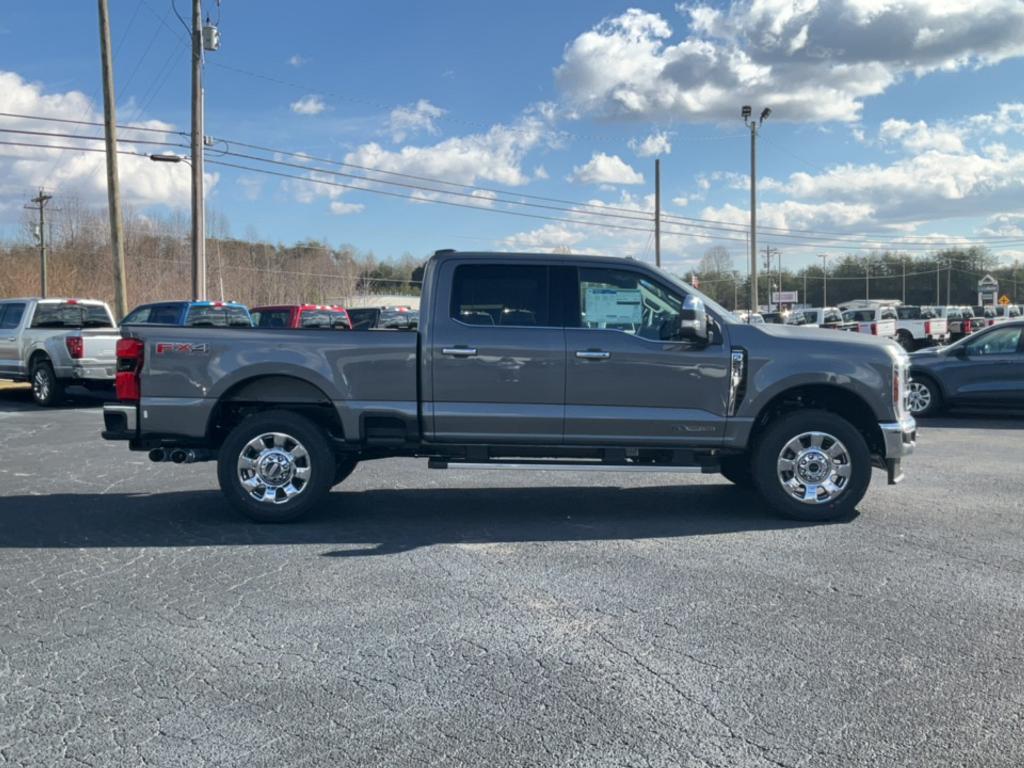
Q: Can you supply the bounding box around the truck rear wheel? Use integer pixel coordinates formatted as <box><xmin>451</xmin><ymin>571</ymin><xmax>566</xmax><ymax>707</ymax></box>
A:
<box><xmin>217</xmin><ymin>410</ymin><xmax>335</xmax><ymax>523</ymax></box>
<box><xmin>752</xmin><ymin>409</ymin><xmax>871</xmax><ymax>522</ymax></box>
<box><xmin>31</xmin><ymin>359</ymin><xmax>64</xmax><ymax>407</ymax></box>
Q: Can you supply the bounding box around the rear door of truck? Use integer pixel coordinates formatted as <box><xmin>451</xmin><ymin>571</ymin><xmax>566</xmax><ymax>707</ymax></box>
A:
<box><xmin>427</xmin><ymin>259</ymin><xmax>567</xmax><ymax>443</ymax></box>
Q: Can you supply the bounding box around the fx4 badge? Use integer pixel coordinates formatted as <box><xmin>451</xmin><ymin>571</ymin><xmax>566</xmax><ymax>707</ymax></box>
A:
<box><xmin>155</xmin><ymin>342</ymin><xmax>210</xmax><ymax>355</ymax></box>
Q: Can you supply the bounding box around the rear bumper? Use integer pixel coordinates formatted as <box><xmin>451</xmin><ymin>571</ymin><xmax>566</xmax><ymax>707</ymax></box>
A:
<box><xmin>878</xmin><ymin>415</ymin><xmax>916</xmax><ymax>484</ymax></box>
<box><xmin>55</xmin><ymin>362</ymin><xmax>116</xmax><ymax>381</ymax></box>
<box><xmin>102</xmin><ymin>404</ymin><xmax>137</xmax><ymax>440</ymax></box>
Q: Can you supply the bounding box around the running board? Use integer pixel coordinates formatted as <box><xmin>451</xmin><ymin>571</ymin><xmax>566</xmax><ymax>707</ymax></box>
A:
<box><xmin>428</xmin><ymin>459</ymin><xmax>713</xmax><ymax>473</ymax></box>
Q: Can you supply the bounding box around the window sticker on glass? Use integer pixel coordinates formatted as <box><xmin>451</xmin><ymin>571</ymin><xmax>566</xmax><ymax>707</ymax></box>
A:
<box><xmin>584</xmin><ymin>288</ymin><xmax>643</xmax><ymax>326</ymax></box>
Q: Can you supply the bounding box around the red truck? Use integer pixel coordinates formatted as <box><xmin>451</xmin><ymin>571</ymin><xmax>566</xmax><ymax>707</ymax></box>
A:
<box><xmin>250</xmin><ymin>304</ymin><xmax>352</xmax><ymax>330</ymax></box>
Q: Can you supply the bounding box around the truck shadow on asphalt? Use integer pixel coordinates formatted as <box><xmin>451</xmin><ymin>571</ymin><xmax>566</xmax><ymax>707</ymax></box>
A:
<box><xmin>0</xmin><ymin>385</ymin><xmax>112</xmax><ymax>412</ymax></box>
<box><xmin>0</xmin><ymin>485</ymin><xmax>846</xmax><ymax>555</ymax></box>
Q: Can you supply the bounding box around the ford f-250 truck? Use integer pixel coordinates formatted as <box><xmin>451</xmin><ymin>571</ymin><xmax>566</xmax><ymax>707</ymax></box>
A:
<box><xmin>0</xmin><ymin>298</ymin><xmax>120</xmax><ymax>406</ymax></box>
<box><xmin>102</xmin><ymin>250</ymin><xmax>916</xmax><ymax>523</ymax></box>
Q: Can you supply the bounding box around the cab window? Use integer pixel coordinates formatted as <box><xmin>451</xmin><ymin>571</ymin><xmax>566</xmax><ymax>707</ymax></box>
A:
<box><xmin>880</xmin><ymin>307</ymin><xmax>898</xmax><ymax>321</ymax></box>
<box><xmin>578</xmin><ymin>268</ymin><xmax>684</xmax><ymax>340</ymax></box>
<box><xmin>450</xmin><ymin>264</ymin><xmax>549</xmax><ymax>327</ymax></box>
<box><xmin>0</xmin><ymin>303</ymin><xmax>26</xmax><ymax>329</ymax></box>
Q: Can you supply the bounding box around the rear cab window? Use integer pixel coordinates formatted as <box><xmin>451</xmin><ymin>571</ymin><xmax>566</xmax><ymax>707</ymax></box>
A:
<box><xmin>299</xmin><ymin>309</ymin><xmax>349</xmax><ymax>329</ymax></box>
<box><xmin>30</xmin><ymin>302</ymin><xmax>113</xmax><ymax>328</ymax></box>
<box><xmin>186</xmin><ymin>305</ymin><xmax>252</xmax><ymax>327</ymax></box>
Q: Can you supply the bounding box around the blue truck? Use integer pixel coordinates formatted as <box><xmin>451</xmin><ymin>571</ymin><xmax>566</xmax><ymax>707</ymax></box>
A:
<box><xmin>122</xmin><ymin>300</ymin><xmax>253</xmax><ymax>328</ymax></box>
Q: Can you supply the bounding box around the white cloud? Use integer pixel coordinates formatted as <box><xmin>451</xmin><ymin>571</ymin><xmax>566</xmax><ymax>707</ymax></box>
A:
<box><xmin>345</xmin><ymin>105</ymin><xmax>557</xmax><ymax>189</ymax></box>
<box><xmin>556</xmin><ymin>4</ymin><xmax>1024</xmax><ymax>123</ymax></box>
<box><xmin>879</xmin><ymin>118</ymin><xmax>964</xmax><ymax>153</ymax></box>
<box><xmin>236</xmin><ymin>176</ymin><xmax>263</xmax><ymax>201</ymax></box>
<box><xmin>0</xmin><ymin>71</ymin><xmax>195</xmax><ymax>218</ymax></box>
<box><xmin>629</xmin><ymin>131</ymin><xmax>672</xmax><ymax>157</ymax></box>
<box><xmin>672</xmin><ymin>196</ymin><xmax>689</xmax><ymax>207</ymax></box>
<box><xmin>569</xmin><ymin>153</ymin><xmax>645</xmax><ymax>185</ymax></box>
<box><xmin>387</xmin><ymin>99</ymin><xmax>445</xmax><ymax>142</ymax></box>
<box><xmin>288</xmin><ymin>55</ymin><xmax>307</xmax><ymax>67</ymax></box>
<box><xmin>502</xmin><ymin>223</ymin><xmax>587</xmax><ymax>251</ymax></box>
<box><xmin>329</xmin><ymin>201</ymin><xmax>365</xmax><ymax>215</ymax></box>
<box><xmin>290</xmin><ymin>95</ymin><xmax>326</xmax><ymax>115</ymax></box>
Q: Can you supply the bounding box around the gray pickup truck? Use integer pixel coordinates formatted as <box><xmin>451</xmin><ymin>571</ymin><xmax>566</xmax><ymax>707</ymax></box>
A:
<box><xmin>102</xmin><ymin>250</ymin><xmax>916</xmax><ymax>523</ymax></box>
<box><xmin>0</xmin><ymin>298</ymin><xmax>120</xmax><ymax>406</ymax></box>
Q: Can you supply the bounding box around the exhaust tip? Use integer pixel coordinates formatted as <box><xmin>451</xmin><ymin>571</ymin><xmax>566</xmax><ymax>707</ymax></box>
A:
<box><xmin>169</xmin><ymin>449</ymin><xmax>188</xmax><ymax>464</ymax></box>
<box><xmin>148</xmin><ymin>448</ymin><xmax>167</xmax><ymax>463</ymax></box>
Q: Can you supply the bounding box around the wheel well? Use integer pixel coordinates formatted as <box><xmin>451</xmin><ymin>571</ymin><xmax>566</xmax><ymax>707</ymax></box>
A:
<box><xmin>28</xmin><ymin>350</ymin><xmax>50</xmax><ymax>369</ymax></box>
<box><xmin>206</xmin><ymin>375</ymin><xmax>344</xmax><ymax>446</ymax></box>
<box><xmin>750</xmin><ymin>384</ymin><xmax>885</xmax><ymax>456</ymax></box>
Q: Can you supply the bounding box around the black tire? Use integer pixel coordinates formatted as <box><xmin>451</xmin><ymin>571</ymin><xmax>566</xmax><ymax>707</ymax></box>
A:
<box><xmin>30</xmin><ymin>359</ymin><xmax>64</xmax><ymax>407</ymax></box>
<box><xmin>719</xmin><ymin>454</ymin><xmax>754</xmax><ymax>488</ymax></box>
<box><xmin>751</xmin><ymin>409</ymin><xmax>871</xmax><ymax>522</ymax></box>
<box><xmin>896</xmin><ymin>330</ymin><xmax>915</xmax><ymax>352</ymax></box>
<box><xmin>217</xmin><ymin>409</ymin><xmax>335</xmax><ymax>523</ymax></box>
<box><xmin>908</xmin><ymin>375</ymin><xmax>942</xmax><ymax>418</ymax></box>
<box><xmin>333</xmin><ymin>455</ymin><xmax>359</xmax><ymax>486</ymax></box>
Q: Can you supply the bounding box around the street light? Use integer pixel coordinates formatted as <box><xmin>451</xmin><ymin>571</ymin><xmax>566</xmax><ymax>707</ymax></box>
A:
<box><xmin>742</xmin><ymin>104</ymin><xmax>771</xmax><ymax>315</ymax></box>
<box><xmin>150</xmin><ymin>153</ymin><xmax>189</xmax><ymax>164</ymax></box>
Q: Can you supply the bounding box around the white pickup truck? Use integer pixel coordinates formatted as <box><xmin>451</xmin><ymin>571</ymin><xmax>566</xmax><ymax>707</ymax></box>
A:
<box><xmin>841</xmin><ymin>304</ymin><xmax>898</xmax><ymax>340</ymax></box>
<box><xmin>0</xmin><ymin>298</ymin><xmax>120</xmax><ymax>406</ymax></box>
<box><xmin>893</xmin><ymin>305</ymin><xmax>949</xmax><ymax>351</ymax></box>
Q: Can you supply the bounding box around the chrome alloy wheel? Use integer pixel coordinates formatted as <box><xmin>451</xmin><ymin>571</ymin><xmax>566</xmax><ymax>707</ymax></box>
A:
<box><xmin>236</xmin><ymin>432</ymin><xmax>311</xmax><ymax>504</ymax></box>
<box><xmin>776</xmin><ymin>431</ymin><xmax>852</xmax><ymax>505</ymax></box>
<box><xmin>907</xmin><ymin>381</ymin><xmax>932</xmax><ymax>415</ymax></box>
<box><xmin>32</xmin><ymin>367</ymin><xmax>51</xmax><ymax>402</ymax></box>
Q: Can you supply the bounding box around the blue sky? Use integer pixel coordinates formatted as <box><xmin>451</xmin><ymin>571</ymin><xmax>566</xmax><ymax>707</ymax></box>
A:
<box><xmin>3</xmin><ymin>0</ymin><xmax>1024</xmax><ymax>272</ymax></box>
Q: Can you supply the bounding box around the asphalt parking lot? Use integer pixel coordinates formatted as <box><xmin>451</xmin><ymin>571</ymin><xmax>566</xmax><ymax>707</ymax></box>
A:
<box><xmin>1</xmin><ymin>385</ymin><xmax>1022</xmax><ymax>767</ymax></box>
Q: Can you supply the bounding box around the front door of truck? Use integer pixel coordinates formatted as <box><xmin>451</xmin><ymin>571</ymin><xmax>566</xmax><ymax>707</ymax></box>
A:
<box><xmin>563</xmin><ymin>267</ymin><xmax>731</xmax><ymax>446</ymax></box>
<box><xmin>429</xmin><ymin>261</ymin><xmax>567</xmax><ymax>443</ymax></box>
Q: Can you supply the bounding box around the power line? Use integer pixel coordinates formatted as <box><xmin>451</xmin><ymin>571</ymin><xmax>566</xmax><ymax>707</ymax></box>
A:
<box><xmin>0</xmin><ymin>112</ymin><xmax>187</xmax><ymax>137</ymax></box>
<box><xmin>8</xmin><ymin>110</ymin><xmax>1024</xmax><ymax>250</ymax></box>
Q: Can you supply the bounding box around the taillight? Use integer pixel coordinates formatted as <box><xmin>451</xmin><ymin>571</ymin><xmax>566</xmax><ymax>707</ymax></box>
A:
<box><xmin>924</xmin><ymin>321</ymin><xmax>932</xmax><ymax>335</ymax></box>
<box><xmin>65</xmin><ymin>336</ymin><xmax>83</xmax><ymax>359</ymax></box>
<box><xmin>871</xmin><ymin>322</ymin><xmax>878</xmax><ymax>335</ymax></box>
<box><xmin>115</xmin><ymin>338</ymin><xmax>144</xmax><ymax>402</ymax></box>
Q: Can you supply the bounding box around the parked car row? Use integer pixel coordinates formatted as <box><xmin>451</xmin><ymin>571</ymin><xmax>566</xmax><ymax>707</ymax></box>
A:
<box><xmin>0</xmin><ymin>296</ymin><xmax>419</xmax><ymax>406</ymax></box>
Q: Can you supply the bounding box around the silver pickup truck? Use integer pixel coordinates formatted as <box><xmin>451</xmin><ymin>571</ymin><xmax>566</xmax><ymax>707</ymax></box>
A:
<box><xmin>102</xmin><ymin>250</ymin><xmax>916</xmax><ymax>523</ymax></box>
<box><xmin>0</xmin><ymin>298</ymin><xmax>119</xmax><ymax>406</ymax></box>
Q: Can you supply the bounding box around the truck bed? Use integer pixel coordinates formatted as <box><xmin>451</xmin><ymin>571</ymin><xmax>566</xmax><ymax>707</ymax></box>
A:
<box><xmin>126</xmin><ymin>326</ymin><xmax>419</xmax><ymax>443</ymax></box>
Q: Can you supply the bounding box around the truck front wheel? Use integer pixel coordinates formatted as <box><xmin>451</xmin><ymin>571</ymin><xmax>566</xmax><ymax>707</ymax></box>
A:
<box><xmin>752</xmin><ymin>409</ymin><xmax>871</xmax><ymax>522</ymax></box>
<box><xmin>217</xmin><ymin>410</ymin><xmax>335</xmax><ymax>523</ymax></box>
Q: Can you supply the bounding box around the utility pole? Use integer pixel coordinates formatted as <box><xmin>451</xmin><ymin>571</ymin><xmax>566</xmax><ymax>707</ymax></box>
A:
<box><xmin>190</xmin><ymin>0</ymin><xmax>206</xmax><ymax>301</ymax></box>
<box><xmin>864</xmin><ymin>256</ymin><xmax>871</xmax><ymax>299</ymax></box>
<box><xmin>818</xmin><ymin>254</ymin><xmax>828</xmax><ymax>307</ymax></box>
<box><xmin>742</xmin><ymin>106</ymin><xmax>771</xmax><ymax>313</ymax></box>
<box><xmin>935</xmin><ymin>260</ymin><xmax>941</xmax><ymax>305</ymax></box>
<box><xmin>762</xmin><ymin>245</ymin><xmax>780</xmax><ymax>309</ymax></box>
<box><xmin>98</xmin><ymin>0</ymin><xmax>128</xmax><ymax>319</ymax></box>
<box><xmin>654</xmin><ymin>158</ymin><xmax>661</xmax><ymax>268</ymax></box>
<box><xmin>27</xmin><ymin>190</ymin><xmax>53</xmax><ymax>297</ymax></box>
<box><xmin>902</xmin><ymin>258</ymin><xmax>907</xmax><ymax>304</ymax></box>
<box><xmin>946</xmin><ymin>256</ymin><xmax>952</xmax><ymax>306</ymax></box>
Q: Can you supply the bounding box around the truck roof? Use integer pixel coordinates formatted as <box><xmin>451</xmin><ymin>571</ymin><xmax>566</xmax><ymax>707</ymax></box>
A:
<box><xmin>430</xmin><ymin>249</ymin><xmax>633</xmax><ymax>266</ymax></box>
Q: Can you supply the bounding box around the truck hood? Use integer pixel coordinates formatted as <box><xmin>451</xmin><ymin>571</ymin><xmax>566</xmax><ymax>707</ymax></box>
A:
<box><xmin>740</xmin><ymin>321</ymin><xmax>900</xmax><ymax>352</ymax></box>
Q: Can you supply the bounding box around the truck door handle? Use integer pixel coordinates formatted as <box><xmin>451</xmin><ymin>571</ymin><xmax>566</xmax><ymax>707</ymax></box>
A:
<box><xmin>576</xmin><ymin>350</ymin><xmax>611</xmax><ymax>360</ymax></box>
<box><xmin>442</xmin><ymin>347</ymin><xmax>477</xmax><ymax>357</ymax></box>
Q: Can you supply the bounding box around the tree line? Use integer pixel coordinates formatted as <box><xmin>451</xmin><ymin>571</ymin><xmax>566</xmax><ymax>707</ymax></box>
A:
<box><xmin>0</xmin><ymin>199</ymin><xmax>424</xmax><ymax>312</ymax></box>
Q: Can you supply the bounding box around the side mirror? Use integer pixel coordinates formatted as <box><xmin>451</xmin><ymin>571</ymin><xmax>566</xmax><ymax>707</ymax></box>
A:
<box><xmin>662</xmin><ymin>295</ymin><xmax>707</xmax><ymax>343</ymax></box>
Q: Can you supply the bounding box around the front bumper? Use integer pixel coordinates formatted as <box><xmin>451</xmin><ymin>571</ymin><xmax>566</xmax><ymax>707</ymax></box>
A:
<box><xmin>102</xmin><ymin>404</ymin><xmax>137</xmax><ymax>440</ymax></box>
<box><xmin>878</xmin><ymin>415</ymin><xmax>917</xmax><ymax>484</ymax></box>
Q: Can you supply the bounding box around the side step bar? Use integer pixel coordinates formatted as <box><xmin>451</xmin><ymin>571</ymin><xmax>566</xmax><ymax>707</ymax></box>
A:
<box><xmin>429</xmin><ymin>459</ymin><xmax>715</xmax><ymax>473</ymax></box>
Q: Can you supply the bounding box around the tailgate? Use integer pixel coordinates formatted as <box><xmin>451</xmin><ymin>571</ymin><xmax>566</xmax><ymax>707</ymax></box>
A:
<box><xmin>79</xmin><ymin>330</ymin><xmax>120</xmax><ymax>365</ymax></box>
